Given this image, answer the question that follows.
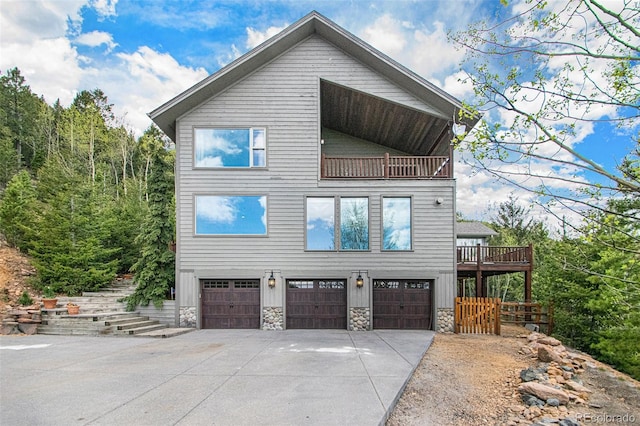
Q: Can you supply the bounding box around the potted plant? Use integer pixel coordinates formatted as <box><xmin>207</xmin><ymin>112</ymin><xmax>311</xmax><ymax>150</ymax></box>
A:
<box><xmin>66</xmin><ymin>302</ymin><xmax>80</xmax><ymax>315</ymax></box>
<box><xmin>41</xmin><ymin>286</ymin><xmax>58</xmax><ymax>309</ymax></box>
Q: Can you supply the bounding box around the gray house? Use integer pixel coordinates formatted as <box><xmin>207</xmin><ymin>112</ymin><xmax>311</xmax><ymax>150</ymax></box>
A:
<box><xmin>150</xmin><ymin>11</ymin><xmax>477</xmax><ymax>332</ymax></box>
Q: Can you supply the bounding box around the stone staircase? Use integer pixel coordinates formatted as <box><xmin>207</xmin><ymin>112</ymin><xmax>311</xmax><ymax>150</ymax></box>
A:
<box><xmin>38</xmin><ymin>278</ymin><xmax>191</xmax><ymax>338</ymax></box>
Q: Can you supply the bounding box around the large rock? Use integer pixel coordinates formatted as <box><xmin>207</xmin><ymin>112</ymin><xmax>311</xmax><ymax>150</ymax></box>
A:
<box><xmin>17</xmin><ymin>323</ymin><xmax>38</xmax><ymax>335</ymax></box>
<box><xmin>518</xmin><ymin>382</ymin><xmax>570</xmax><ymax>405</ymax></box>
<box><xmin>538</xmin><ymin>336</ymin><xmax>562</xmax><ymax>346</ymax></box>
<box><xmin>538</xmin><ymin>345</ymin><xmax>563</xmax><ymax>363</ymax></box>
<box><xmin>564</xmin><ymin>381</ymin><xmax>592</xmax><ymax>394</ymax></box>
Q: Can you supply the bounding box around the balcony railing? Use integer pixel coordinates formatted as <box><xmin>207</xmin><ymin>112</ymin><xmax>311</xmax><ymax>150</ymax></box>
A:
<box><xmin>321</xmin><ymin>153</ymin><xmax>451</xmax><ymax>179</ymax></box>
<box><xmin>457</xmin><ymin>245</ymin><xmax>532</xmax><ymax>265</ymax></box>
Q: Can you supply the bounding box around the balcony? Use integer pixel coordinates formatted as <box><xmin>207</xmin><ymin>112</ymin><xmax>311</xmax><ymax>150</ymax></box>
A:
<box><xmin>321</xmin><ymin>153</ymin><xmax>451</xmax><ymax>179</ymax></box>
<box><xmin>457</xmin><ymin>244</ymin><xmax>534</xmax><ymax>302</ymax></box>
<box><xmin>457</xmin><ymin>245</ymin><xmax>532</xmax><ymax>268</ymax></box>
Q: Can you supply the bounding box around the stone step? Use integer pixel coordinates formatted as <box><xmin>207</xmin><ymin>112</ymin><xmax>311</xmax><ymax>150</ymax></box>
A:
<box><xmin>116</xmin><ymin>323</ymin><xmax>168</xmax><ymax>335</ymax></box>
<box><xmin>104</xmin><ymin>316</ymin><xmax>150</xmax><ymax>326</ymax></box>
<box><xmin>42</xmin><ymin>311</ymin><xmax>136</xmax><ymax>321</ymax></box>
<box><xmin>135</xmin><ymin>328</ymin><xmax>195</xmax><ymax>338</ymax></box>
<box><xmin>116</xmin><ymin>319</ymin><xmax>158</xmax><ymax>330</ymax></box>
<box><xmin>79</xmin><ymin>292</ymin><xmax>132</xmax><ymax>297</ymax></box>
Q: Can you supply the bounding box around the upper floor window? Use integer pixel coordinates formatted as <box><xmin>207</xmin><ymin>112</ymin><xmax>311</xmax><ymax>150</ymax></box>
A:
<box><xmin>382</xmin><ymin>197</ymin><xmax>412</xmax><ymax>250</ymax></box>
<box><xmin>195</xmin><ymin>195</ymin><xmax>267</xmax><ymax>235</ymax></box>
<box><xmin>194</xmin><ymin>128</ymin><xmax>266</xmax><ymax>168</ymax></box>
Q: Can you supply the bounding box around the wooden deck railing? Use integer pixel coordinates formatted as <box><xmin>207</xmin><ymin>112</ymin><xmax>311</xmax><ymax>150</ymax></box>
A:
<box><xmin>457</xmin><ymin>245</ymin><xmax>531</xmax><ymax>264</ymax></box>
<box><xmin>501</xmin><ymin>302</ymin><xmax>554</xmax><ymax>334</ymax></box>
<box><xmin>321</xmin><ymin>154</ymin><xmax>451</xmax><ymax>179</ymax></box>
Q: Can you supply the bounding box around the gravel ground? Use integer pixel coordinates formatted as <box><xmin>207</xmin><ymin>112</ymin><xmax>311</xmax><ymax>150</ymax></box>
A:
<box><xmin>387</xmin><ymin>326</ymin><xmax>640</xmax><ymax>425</ymax></box>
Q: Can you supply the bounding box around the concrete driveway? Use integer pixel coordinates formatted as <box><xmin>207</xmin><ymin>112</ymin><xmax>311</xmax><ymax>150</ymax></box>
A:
<box><xmin>0</xmin><ymin>330</ymin><xmax>434</xmax><ymax>426</ymax></box>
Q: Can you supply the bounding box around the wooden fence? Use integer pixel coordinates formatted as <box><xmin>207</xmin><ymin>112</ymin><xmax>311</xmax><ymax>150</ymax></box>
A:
<box><xmin>501</xmin><ymin>302</ymin><xmax>554</xmax><ymax>334</ymax></box>
<box><xmin>454</xmin><ymin>297</ymin><xmax>501</xmax><ymax>335</ymax></box>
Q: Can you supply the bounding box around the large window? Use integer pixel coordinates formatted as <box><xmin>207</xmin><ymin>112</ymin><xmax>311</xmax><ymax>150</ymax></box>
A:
<box><xmin>194</xmin><ymin>128</ymin><xmax>266</xmax><ymax>168</ymax></box>
<box><xmin>305</xmin><ymin>197</ymin><xmax>369</xmax><ymax>251</ymax></box>
<box><xmin>382</xmin><ymin>197</ymin><xmax>412</xmax><ymax>250</ymax></box>
<box><xmin>306</xmin><ymin>198</ymin><xmax>335</xmax><ymax>250</ymax></box>
<box><xmin>340</xmin><ymin>198</ymin><xmax>369</xmax><ymax>250</ymax></box>
<box><xmin>195</xmin><ymin>195</ymin><xmax>267</xmax><ymax>235</ymax></box>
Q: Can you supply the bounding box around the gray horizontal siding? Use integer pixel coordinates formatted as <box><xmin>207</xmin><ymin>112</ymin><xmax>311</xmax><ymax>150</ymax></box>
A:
<box><xmin>321</xmin><ymin>128</ymin><xmax>408</xmax><ymax>156</ymax></box>
<box><xmin>175</xmin><ymin>35</ymin><xmax>456</xmax><ymax>311</ymax></box>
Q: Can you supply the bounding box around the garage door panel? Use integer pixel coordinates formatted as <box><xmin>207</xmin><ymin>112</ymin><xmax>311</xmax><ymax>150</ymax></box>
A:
<box><xmin>373</xmin><ymin>279</ymin><xmax>432</xmax><ymax>330</ymax></box>
<box><xmin>201</xmin><ymin>279</ymin><xmax>260</xmax><ymax>329</ymax></box>
<box><xmin>287</xmin><ymin>279</ymin><xmax>347</xmax><ymax>329</ymax></box>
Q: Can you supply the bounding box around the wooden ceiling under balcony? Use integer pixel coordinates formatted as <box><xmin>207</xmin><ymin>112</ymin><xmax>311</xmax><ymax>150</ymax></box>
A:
<box><xmin>320</xmin><ymin>80</ymin><xmax>452</xmax><ymax>157</ymax></box>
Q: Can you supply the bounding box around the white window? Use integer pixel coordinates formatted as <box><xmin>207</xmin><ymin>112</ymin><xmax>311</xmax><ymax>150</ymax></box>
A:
<box><xmin>194</xmin><ymin>128</ymin><xmax>266</xmax><ymax>168</ymax></box>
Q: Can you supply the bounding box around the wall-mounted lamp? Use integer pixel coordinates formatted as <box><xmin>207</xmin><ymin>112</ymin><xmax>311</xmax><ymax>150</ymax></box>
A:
<box><xmin>356</xmin><ymin>272</ymin><xmax>364</xmax><ymax>287</ymax></box>
<box><xmin>435</xmin><ymin>197</ymin><xmax>444</xmax><ymax>205</ymax></box>
<box><xmin>268</xmin><ymin>271</ymin><xmax>276</xmax><ymax>288</ymax></box>
<box><xmin>452</xmin><ymin>122</ymin><xmax>466</xmax><ymax>137</ymax></box>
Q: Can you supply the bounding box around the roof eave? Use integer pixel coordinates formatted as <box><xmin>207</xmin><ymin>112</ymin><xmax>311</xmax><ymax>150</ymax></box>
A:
<box><xmin>149</xmin><ymin>11</ymin><xmax>478</xmax><ymax>142</ymax></box>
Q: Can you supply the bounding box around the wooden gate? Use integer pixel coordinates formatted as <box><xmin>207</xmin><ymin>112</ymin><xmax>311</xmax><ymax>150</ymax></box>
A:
<box><xmin>455</xmin><ymin>297</ymin><xmax>501</xmax><ymax>335</ymax></box>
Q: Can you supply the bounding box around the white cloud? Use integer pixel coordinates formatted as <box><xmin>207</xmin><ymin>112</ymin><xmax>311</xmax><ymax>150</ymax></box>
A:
<box><xmin>1</xmin><ymin>37</ymin><xmax>85</xmax><ymax>105</ymax></box>
<box><xmin>362</xmin><ymin>14</ymin><xmax>407</xmax><ymax>58</ymax></box>
<box><xmin>197</xmin><ymin>196</ymin><xmax>236</xmax><ymax>224</ymax></box>
<box><xmin>90</xmin><ymin>0</ymin><xmax>118</xmax><ymax>18</ymax></box>
<box><xmin>0</xmin><ymin>0</ymin><xmax>85</xmax><ymax>43</ymax></box>
<box><xmin>246</xmin><ymin>24</ymin><xmax>289</xmax><ymax>49</ymax></box>
<box><xmin>111</xmin><ymin>46</ymin><xmax>208</xmax><ymax>135</ymax></box>
<box><xmin>75</xmin><ymin>31</ymin><xmax>117</xmax><ymax>52</ymax></box>
<box><xmin>410</xmin><ymin>21</ymin><xmax>465</xmax><ymax>77</ymax></box>
<box><xmin>0</xmin><ymin>0</ymin><xmax>88</xmax><ymax>104</ymax></box>
<box><xmin>307</xmin><ymin>198</ymin><xmax>334</xmax><ymax>225</ymax></box>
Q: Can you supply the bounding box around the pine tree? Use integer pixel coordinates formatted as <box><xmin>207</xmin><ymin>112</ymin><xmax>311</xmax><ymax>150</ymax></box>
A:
<box><xmin>0</xmin><ymin>169</ymin><xmax>36</xmax><ymax>250</ymax></box>
<box><xmin>126</xmin><ymin>134</ymin><xmax>175</xmax><ymax>309</ymax></box>
<box><xmin>29</xmin><ymin>158</ymin><xmax>118</xmax><ymax>295</ymax></box>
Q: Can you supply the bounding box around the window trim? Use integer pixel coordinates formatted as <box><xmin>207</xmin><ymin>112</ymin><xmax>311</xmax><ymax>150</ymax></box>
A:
<box><xmin>381</xmin><ymin>195</ymin><xmax>414</xmax><ymax>252</ymax></box>
<box><xmin>193</xmin><ymin>126</ymin><xmax>267</xmax><ymax>169</ymax></box>
<box><xmin>194</xmin><ymin>194</ymin><xmax>268</xmax><ymax>237</ymax></box>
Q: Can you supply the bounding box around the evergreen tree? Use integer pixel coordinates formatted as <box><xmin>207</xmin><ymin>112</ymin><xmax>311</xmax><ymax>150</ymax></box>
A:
<box><xmin>0</xmin><ymin>68</ymin><xmax>47</xmax><ymax>171</ymax></box>
<box><xmin>125</xmin><ymin>133</ymin><xmax>175</xmax><ymax>309</ymax></box>
<box><xmin>0</xmin><ymin>169</ymin><xmax>36</xmax><ymax>250</ymax></box>
<box><xmin>30</xmin><ymin>158</ymin><xmax>118</xmax><ymax>295</ymax></box>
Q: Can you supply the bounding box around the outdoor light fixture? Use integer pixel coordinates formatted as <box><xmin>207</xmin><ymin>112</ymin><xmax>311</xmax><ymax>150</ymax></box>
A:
<box><xmin>268</xmin><ymin>271</ymin><xmax>276</xmax><ymax>288</ymax></box>
<box><xmin>356</xmin><ymin>272</ymin><xmax>364</xmax><ymax>287</ymax></box>
<box><xmin>452</xmin><ymin>122</ymin><xmax>466</xmax><ymax>137</ymax></box>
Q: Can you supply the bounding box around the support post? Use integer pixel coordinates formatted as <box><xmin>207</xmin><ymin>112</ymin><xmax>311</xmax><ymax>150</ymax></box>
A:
<box><xmin>384</xmin><ymin>153</ymin><xmax>390</xmax><ymax>179</ymax></box>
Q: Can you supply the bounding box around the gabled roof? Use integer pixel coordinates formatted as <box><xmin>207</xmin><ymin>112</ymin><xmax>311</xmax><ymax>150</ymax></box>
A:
<box><xmin>149</xmin><ymin>11</ymin><xmax>478</xmax><ymax>145</ymax></box>
<box><xmin>456</xmin><ymin>222</ymin><xmax>498</xmax><ymax>238</ymax></box>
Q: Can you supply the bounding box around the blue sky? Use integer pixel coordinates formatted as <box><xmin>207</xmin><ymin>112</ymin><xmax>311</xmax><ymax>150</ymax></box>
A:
<box><xmin>0</xmin><ymin>0</ymin><xmax>634</xmax><ymax>230</ymax></box>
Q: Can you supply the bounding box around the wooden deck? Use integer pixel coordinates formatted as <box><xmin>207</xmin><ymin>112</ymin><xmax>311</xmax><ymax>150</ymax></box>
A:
<box><xmin>457</xmin><ymin>244</ymin><xmax>534</xmax><ymax>302</ymax></box>
<box><xmin>321</xmin><ymin>154</ymin><xmax>451</xmax><ymax>179</ymax></box>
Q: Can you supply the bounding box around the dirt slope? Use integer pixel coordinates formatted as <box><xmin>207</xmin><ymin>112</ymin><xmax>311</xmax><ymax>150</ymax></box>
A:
<box><xmin>0</xmin><ymin>240</ymin><xmax>37</xmax><ymax>314</ymax></box>
<box><xmin>388</xmin><ymin>326</ymin><xmax>640</xmax><ymax>425</ymax></box>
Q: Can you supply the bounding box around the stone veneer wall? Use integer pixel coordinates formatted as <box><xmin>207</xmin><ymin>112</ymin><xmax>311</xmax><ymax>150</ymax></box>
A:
<box><xmin>179</xmin><ymin>306</ymin><xmax>196</xmax><ymax>328</ymax></box>
<box><xmin>349</xmin><ymin>307</ymin><xmax>370</xmax><ymax>331</ymax></box>
<box><xmin>262</xmin><ymin>307</ymin><xmax>283</xmax><ymax>330</ymax></box>
<box><xmin>437</xmin><ymin>308</ymin><xmax>454</xmax><ymax>333</ymax></box>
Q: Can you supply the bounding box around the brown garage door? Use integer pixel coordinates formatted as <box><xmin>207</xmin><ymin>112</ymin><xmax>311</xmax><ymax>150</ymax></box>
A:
<box><xmin>201</xmin><ymin>279</ymin><xmax>260</xmax><ymax>329</ymax></box>
<box><xmin>286</xmin><ymin>279</ymin><xmax>347</xmax><ymax>329</ymax></box>
<box><xmin>373</xmin><ymin>279</ymin><xmax>432</xmax><ymax>329</ymax></box>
